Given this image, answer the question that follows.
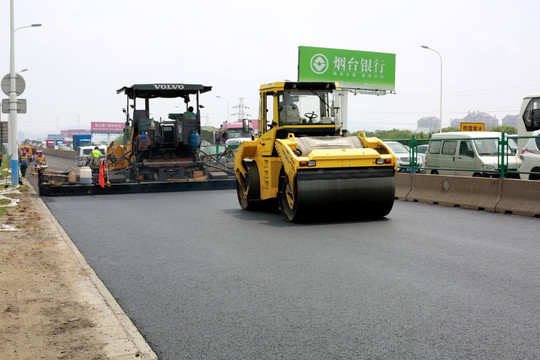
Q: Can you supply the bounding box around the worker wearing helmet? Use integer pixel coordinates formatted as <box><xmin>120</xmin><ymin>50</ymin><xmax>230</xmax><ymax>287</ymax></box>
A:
<box><xmin>19</xmin><ymin>149</ymin><xmax>29</xmax><ymax>177</ymax></box>
<box><xmin>135</xmin><ymin>131</ymin><xmax>151</xmax><ymax>151</ymax></box>
<box><xmin>36</xmin><ymin>151</ymin><xmax>46</xmax><ymax>166</ymax></box>
<box><xmin>135</xmin><ymin>130</ymin><xmax>151</xmax><ymax>160</ymax></box>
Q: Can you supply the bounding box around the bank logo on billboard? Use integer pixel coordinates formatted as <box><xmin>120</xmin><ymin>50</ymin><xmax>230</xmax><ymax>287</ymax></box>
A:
<box><xmin>299</xmin><ymin>46</ymin><xmax>396</xmax><ymax>92</ymax></box>
<box><xmin>310</xmin><ymin>54</ymin><xmax>329</xmax><ymax>74</ymax></box>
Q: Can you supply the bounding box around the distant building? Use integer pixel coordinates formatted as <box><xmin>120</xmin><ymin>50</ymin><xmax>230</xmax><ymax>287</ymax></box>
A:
<box><xmin>449</xmin><ymin>118</ymin><xmax>461</xmax><ymax>128</ymax></box>
<box><xmin>502</xmin><ymin>114</ymin><xmax>518</xmax><ymax>128</ymax></box>
<box><xmin>416</xmin><ymin>116</ymin><xmax>441</xmax><ymax>133</ymax></box>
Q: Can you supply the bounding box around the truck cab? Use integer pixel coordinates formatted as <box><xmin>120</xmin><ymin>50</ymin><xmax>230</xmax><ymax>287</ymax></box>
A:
<box><xmin>217</xmin><ymin>121</ymin><xmax>257</xmax><ymax>149</ymax></box>
<box><xmin>518</xmin><ymin>94</ymin><xmax>540</xmax><ymax>149</ymax></box>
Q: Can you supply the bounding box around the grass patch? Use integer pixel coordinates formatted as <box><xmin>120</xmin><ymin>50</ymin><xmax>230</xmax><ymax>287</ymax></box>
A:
<box><xmin>0</xmin><ymin>197</ymin><xmax>13</xmax><ymax>217</ymax></box>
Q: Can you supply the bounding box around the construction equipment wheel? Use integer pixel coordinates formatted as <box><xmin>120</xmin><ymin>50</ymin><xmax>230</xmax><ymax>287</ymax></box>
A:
<box><xmin>278</xmin><ymin>169</ymin><xmax>396</xmax><ymax>222</ymax></box>
<box><xmin>278</xmin><ymin>172</ymin><xmax>301</xmax><ymax>222</ymax></box>
<box><xmin>237</xmin><ymin>161</ymin><xmax>260</xmax><ymax>210</ymax></box>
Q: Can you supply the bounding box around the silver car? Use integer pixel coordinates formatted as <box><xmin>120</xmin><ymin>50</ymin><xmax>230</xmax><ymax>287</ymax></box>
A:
<box><xmin>385</xmin><ymin>141</ymin><xmax>423</xmax><ymax>173</ymax></box>
<box><xmin>415</xmin><ymin>144</ymin><xmax>428</xmax><ymax>173</ymax></box>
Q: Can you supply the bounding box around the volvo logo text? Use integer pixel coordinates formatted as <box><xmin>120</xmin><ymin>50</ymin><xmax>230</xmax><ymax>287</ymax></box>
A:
<box><xmin>153</xmin><ymin>84</ymin><xmax>185</xmax><ymax>90</ymax></box>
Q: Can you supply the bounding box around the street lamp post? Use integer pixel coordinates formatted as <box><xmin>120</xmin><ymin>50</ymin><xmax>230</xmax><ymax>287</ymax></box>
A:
<box><xmin>9</xmin><ymin>0</ymin><xmax>41</xmax><ymax>185</ymax></box>
<box><xmin>421</xmin><ymin>45</ymin><xmax>443</xmax><ymax>133</ymax></box>
<box><xmin>216</xmin><ymin>96</ymin><xmax>230</xmax><ymax>121</ymax></box>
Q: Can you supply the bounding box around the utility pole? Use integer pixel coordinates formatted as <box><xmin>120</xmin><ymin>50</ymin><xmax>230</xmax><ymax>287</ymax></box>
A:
<box><xmin>231</xmin><ymin>97</ymin><xmax>251</xmax><ymax>122</ymax></box>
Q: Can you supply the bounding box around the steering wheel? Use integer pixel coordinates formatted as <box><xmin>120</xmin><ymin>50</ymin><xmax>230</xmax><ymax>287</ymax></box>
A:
<box><xmin>304</xmin><ymin>112</ymin><xmax>318</xmax><ymax>122</ymax></box>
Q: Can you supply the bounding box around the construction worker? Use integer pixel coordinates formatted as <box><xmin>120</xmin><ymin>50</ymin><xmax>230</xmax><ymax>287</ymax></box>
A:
<box><xmin>135</xmin><ymin>131</ymin><xmax>151</xmax><ymax>151</ymax></box>
<box><xmin>183</xmin><ymin>106</ymin><xmax>196</xmax><ymax>119</ymax></box>
<box><xmin>19</xmin><ymin>149</ymin><xmax>29</xmax><ymax>177</ymax></box>
<box><xmin>279</xmin><ymin>95</ymin><xmax>300</xmax><ymax>125</ymax></box>
<box><xmin>36</xmin><ymin>151</ymin><xmax>47</xmax><ymax>167</ymax></box>
<box><xmin>135</xmin><ymin>131</ymin><xmax>151</xmax><ymax>160</ymax></box>
<box><xmin>190</xmin><ymin>129</ymin><xmax>200</xmax><ymax>149</ymax></box>
<box><xmin>88</xmin><ymin>146</ymin><xmax>102</xmax><ymax>167</ymax></box>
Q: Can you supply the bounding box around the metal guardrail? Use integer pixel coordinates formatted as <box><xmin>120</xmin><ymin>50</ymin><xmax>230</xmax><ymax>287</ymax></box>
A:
<box><xmin>383</xmin><ymin>134</ymin><xmax>540</xmax><ymax>179</ymax></box>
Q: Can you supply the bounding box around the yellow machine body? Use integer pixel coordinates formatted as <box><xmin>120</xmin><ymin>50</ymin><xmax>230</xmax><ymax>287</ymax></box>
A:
<box><xmin>106</xmin><ymin>140</ymin><xmax>133</xmax><ymax>171</ymax></box>
<box><xmin>234</xmin><ymin>81</ymin><xmax>398</xmax><ymax>222</ymax></box>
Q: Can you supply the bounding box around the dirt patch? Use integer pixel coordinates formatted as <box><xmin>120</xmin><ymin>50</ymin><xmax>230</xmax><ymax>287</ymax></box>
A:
<box><xmin>0</xmin><ymin>192</ymin><xmax>108</xmax><ymax>359</ymax></box>
<box><xmin>0</xmin><ymin>192</ymin><xmax>111</xmax><ymax>359</ymax></box>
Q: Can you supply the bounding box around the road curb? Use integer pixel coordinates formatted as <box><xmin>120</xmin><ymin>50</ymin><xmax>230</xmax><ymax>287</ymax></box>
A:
<box><xmin>26</xmin><ymin>179</ymin><xmax>158</xmax><ymax>359</ymax></box>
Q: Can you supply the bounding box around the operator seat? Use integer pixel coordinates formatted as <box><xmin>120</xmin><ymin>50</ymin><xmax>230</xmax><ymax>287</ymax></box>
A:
<box><xmin>279</xmin><ymin>104</ymin><xmax>300</xmax><ymax>125</ymax></box>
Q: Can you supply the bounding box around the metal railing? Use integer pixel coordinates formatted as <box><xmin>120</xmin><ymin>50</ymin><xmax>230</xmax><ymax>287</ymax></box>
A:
<box><xmin>382</xmin><ymin>134</ymin><xmax>540</xmax><ymax>179</ymax></box>
<box><xmin>381</xmin><ymin>137</ymin><xmax>430</xmax><ymax>174</ymax></box>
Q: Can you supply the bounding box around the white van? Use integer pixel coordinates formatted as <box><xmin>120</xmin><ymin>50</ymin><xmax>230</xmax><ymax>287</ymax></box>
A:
<box><xmin>425</xmin><ymin>131</ymin><xmax>520</xmax><ymax>178</ymax></box>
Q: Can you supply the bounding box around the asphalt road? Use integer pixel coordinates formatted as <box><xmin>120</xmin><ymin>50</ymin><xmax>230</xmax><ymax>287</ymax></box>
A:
<box><xmin>42</xmin><ymin>187</ymin><xmax>540</xmax><ymax>360</ymax></box>
<box><xmin>40</xmin><ymin>152</ymin><xmax>77</xmax><ymax>172</ymax></box>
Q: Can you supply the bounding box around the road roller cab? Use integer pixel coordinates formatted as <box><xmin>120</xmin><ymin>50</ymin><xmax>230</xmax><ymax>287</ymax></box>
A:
<box><xmin>234</xmin><ymin>81</ymin><xmax>398</xmax><ymax>222</ymax></box>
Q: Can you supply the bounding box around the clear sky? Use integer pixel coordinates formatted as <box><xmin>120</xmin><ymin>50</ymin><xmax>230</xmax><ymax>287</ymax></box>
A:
<box><xmin>1</xmin><ymin>0</ymin><xmax>539</xmax><ymax>138</ymax></box>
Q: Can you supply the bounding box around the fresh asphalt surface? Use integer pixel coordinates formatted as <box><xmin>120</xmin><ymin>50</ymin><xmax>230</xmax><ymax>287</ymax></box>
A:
<box><xmin>41</xmin><ymin>187</ymin><xmax>540</xmax><ymax>360</ymax></box>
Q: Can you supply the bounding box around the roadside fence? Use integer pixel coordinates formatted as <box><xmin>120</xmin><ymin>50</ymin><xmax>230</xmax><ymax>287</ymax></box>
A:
<box><xmin>383</xmin><ymin>133</ymin><xmax>540</xmax><ymax>180</ymax></box>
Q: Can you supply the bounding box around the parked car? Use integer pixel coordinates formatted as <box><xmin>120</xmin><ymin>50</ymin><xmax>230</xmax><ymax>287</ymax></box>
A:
<box><xmin>76</xmin><ymin>146</ymin><xmax>106</xmax><ymax>167</ymax></box>
<box><xmin>384</xmin><ymin>141</ymin><xmax>423</xmax><ymax>172</ymax></box>
<box><xmin>415</xmin><ymin>144</ymin><xmax>428</xmax><ymax>173</ymax></box>
<box><xmin>519</xmin><ymin>130</ymin><xmax>540</xmax><ymax>180</ymax></box>
<box><xmin>416</xmin><ymin>144</ymin><xmax>428</xmax><ymax>155</ymax></box>
<box><xmin>425</xmin><ymin>131</ymin><xmax>521</xmax><ymax>178</ymax></box>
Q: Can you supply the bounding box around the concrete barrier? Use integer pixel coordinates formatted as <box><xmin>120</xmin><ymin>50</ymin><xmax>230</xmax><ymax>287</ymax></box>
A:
<box><xmin>41</xmin><ymin>147</ymin><xmax>77</xmax><ymax>160</ymax></box>
<box><xmin>406</xmin><ymin>174</ymin><xmax>502</xmax><ymax>212</ymax></box>
<box><xmin>406</xmin><ymin>174</ymin><xmax>443</xmax><ymax>205</ymax></box>
<box><xmin>394</xmin><ymin>173</ymin><xmax>412</xmax><ymax>200</ymax></box>
<box><xmin>495</xmin><ymin>178</ymin><xmax>540</xmax><ymax>217</ymax></box>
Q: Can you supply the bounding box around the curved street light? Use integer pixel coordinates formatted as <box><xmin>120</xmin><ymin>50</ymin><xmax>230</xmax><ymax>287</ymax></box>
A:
<box><xmin>15</xmin><ymin>23</ymin><xmax>42</xmax><ymax>32</ymax></box>
<box><xmin>421</xmin><ymin>45</ymin><xmax>443</xmax><ymax>133</ymax></box>
<box><xmin>9</xmin><ymin>0</ymin><xmax>42</xmax><ymax>185</ymax></box>
<box><xmin>216</xmin><ymin>95</ymin><xmax>230</xmax><ymax>121</ymax></box>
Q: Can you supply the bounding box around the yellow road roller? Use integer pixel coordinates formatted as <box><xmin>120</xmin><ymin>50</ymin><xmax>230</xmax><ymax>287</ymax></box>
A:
<box><xmin>234</xmin><ymin>81</ymin><xmax>397</xmax><ymax>222</ymax></box>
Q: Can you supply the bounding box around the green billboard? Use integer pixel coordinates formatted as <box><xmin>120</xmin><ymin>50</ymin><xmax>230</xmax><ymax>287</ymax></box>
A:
<box><xmin>298</xmin><ymin>46</ymin><xmax>396</xmax><ymax>91</ymax></box>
